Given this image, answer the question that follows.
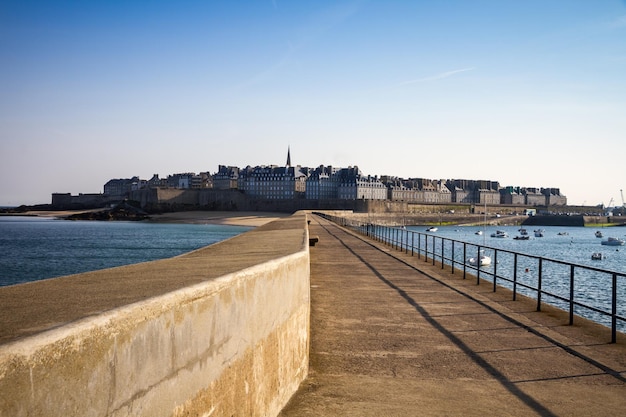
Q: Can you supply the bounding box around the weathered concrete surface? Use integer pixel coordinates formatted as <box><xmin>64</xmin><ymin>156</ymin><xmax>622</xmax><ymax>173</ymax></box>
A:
<box><xmin>279</xmin><ymin>215</ymin><xmax>626</xmax><ymax>417</ymax></box>
<box><xmin>0</xmin><ymin>214</ymin><xmax>310</xmax><ymax>417</ymax></box>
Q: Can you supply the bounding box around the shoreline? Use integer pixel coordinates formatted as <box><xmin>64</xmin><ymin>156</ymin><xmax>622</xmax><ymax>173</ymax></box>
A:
<box><xmin>5</xmin><ymin>210</ymin><xmax>290</xmax><ymax>227</ymax></box>
<box><xmin>146</xmin><ymin>211</ymin><xmax>290</xmax><ymax>227</ymax></box>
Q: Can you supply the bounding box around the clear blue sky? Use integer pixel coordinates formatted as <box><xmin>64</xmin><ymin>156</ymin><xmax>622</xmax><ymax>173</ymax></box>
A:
<box><xmin>1</xmin><ymin>0</ymin><xmax>625</xmax><ymax>207</ymax></box>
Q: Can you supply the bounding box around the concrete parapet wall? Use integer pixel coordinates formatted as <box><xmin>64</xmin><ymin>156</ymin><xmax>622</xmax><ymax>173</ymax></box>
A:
<box><xmin>0</xmin><ymin>216</ymin><xmax>310</xmax><ymax>417</ymax></box>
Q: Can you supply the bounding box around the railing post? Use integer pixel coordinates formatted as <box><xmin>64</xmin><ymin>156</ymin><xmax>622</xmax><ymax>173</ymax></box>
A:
<box><xmin>424</xmin><ymin>235</ymin><xmax>428</xmax><ymax>262</ymax></box>
<box><xmin>411</xmin><ymin>232</ymin><xmax>415</xmax><ymax>257</ymax></box>
<box><xmin>493</xmin><ymin>250</ymin><xmax>497</xmax><ymax>292</ymax></box>
<box><xmin>441</xmin><ymin>238</ymin><xmax>445</xmax><ymax>269</ymax></box>
<box><xmin>513</xmin><ymin>254</ymin><xmax>518</xmax><ymax>301</ymax></box>
<box><xmin>569</xmin><ymin>265</ymin><xmax>575</xmax><ymax>325</ymax></box>
<box><xmin>393</xmin><ymin>227</ymin><xmax>400</xmax><ymax>250</ymax></box>
<box><xmin>418</xmin><ymin>233</ymin><xmax>421</xmax><ymax>260</ymax></box>
<box><xmin>433</xmin><ymin>235</ymin><xmax>437</xmax><ymax>266</ymax></box>
<box><xmin>476</xmin><ymin>246</ymin><xmax>481</xmax><ymax>285</ymax></box>
<box><xmin>391</xmin><ymin>227</ymin><xmax>399</xmax><ymax>250</ymax></box>
<box><xmin>612</xmin><ymin>273</ymin><xmax>617</xmax><ymax>343</ymax></box>
<box><xmin>405</xmin><ymin>229</ymin><xmax>409</xmax><ymax>254</ymax></box>
<box><xmin>451</xmin><ymin>241</ymin><xmax>455</xmax><ymax>274</ymax></box>
<box><xmin>537</xmin><ymin>258</ymin><xmax>543</xmax><ymax>312</ymax></box>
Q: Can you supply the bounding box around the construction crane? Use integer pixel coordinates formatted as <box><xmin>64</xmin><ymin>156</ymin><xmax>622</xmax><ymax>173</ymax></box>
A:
<box><xmin>621</xmin><ymin>189</ymin><xmax>625</xmax><ymax>208</ymax></box>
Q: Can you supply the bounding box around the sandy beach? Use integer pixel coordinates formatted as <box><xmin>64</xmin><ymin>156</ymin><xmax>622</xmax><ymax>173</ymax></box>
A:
<box><xmin>146</xmin><ymin>211</ymin><xmax>290</xmax><ymax>227</ymax></box>
<box><xmin>13</xmin><ymin>209</ymin><xmax>290</xmax><ymax>227</ymax></box>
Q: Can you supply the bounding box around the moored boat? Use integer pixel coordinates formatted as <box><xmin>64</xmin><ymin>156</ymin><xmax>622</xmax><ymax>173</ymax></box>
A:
<box><xmin>591</xmin><ymin>252</ymin><xmax>604</xmax><ymax>260</ymax></box>
<box><xmin>595</xmin><ymin>231</ymin><xmax>603</xmax><ymax>238</ymax></box>
<box><xmin>534</xmin><ymin>229</ymin><xmax>545</xmax><ymax>237</ymax></box>
<box><xmin>601</xmin><ymin>237</ymin><xmax>625</xmax><ymax>246</ymax></box>
<box><xmin>468</xmin><ymin>253</ymin><xmax>491</xmax><ymax>266</ymax></box>
<box><xmin>426</xmin><ymin>226</ymin><xmax>438</xmax><ymax>232</ymax></box>
<box><xmin>491</xmin><ymin>230</ymin><xmax>508</xmax><ymax>238</ymax></box>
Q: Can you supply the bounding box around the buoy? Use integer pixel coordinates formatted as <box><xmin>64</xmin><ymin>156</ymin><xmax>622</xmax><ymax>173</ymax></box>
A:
<box><xmin>525</xmin><ymin>268</ymin><xmax>529</xmax><ymax>273</ymax></box>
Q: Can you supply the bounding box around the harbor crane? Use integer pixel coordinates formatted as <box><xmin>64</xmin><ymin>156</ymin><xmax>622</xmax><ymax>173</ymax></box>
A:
<box><xmin>621</xmin><ymin>189</ymin><xmax>625</xmax><ymax>208</ymax></box>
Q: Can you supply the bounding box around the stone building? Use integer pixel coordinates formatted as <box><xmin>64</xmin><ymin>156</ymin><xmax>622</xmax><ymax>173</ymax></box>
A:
<box><xmin>213</xmin><ymin>166</ymin><xmax>240</xmax><ymax>190</ymax></box>
<box><xmin>383</xmin><ymin>177</ymin><xmax>451</xmax><ymax>204</ymax></box>
<box><xmin>543</xmin><ymin>188</ymin><xmax>567</xmax><ymax>206</ymax></box>
<box><xmin>239</xmin><ymin>165</ymin><xmax>306</xmax><ymax>200</ymax></box>
<box><xmin>337</xmin><ymin>168</ymin><xmax>386</xmax><ymax>200</ymax></box>
<box><xmin>524</xmin><ymin>188</ymin><xmax>546</xmax><ymax>206</ymax></box>
<box><xmin>501</xmin><ymin>186</ymin><xmax>526</xmax><ymax>205</ymax></box>
<box><xmin>305</xmin><ymin>166</ymin><xmax>342</xmax><ymax>200</ymax></box>
<box><xmin>104</xmin><ymin>177</ymin><xmax>142</xmax><ymax>197</ymax></box>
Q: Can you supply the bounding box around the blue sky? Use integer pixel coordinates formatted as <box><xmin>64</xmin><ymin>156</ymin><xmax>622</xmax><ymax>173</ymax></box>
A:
<box><xmin>1</xmin><ymin>0</ymin><xmax>625</xmax><ymax>207</ymax></box>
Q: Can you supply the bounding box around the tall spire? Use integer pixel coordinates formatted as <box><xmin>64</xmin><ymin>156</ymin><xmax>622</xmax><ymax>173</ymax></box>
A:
<box><xmin>286</xmin><ymin>146</ymin><xmax>291</xmax><ymax>167</ymax></box>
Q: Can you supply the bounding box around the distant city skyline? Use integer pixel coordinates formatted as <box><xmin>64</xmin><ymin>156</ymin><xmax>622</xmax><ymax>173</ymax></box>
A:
<box><xmin>1</xmin><ymin>1</ymin><xmax>625</xmax><ymax>207</ymax></box>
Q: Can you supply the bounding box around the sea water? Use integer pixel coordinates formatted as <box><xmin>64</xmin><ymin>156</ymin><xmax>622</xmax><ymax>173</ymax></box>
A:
<box><xmin>0</xmin><ymin>216</ymin><xmax>252</xmax><ymax>287</ymax></box>
<box><xmin>411</xmin><ymin>225</ymin><xmax>626</xmax><ymax>273</ymax></box>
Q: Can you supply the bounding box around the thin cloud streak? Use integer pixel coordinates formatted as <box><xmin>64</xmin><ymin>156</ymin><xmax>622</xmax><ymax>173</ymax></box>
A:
<box><xmin>236</xmin><ymin>1</ymin><xmax>362</xmax><ymax>91</ymax></box>
<box><xmin>608</xmin><ymin>15</ymin><xmax>626</xmax><ymax>28</ymax></box>
<box><xmin>398</xmin><ymin>67</ymin><xmax>476</xmax><ymax>86</ymax></box>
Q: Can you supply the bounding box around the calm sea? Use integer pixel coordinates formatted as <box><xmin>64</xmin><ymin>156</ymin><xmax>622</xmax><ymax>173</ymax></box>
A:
<box><xmin>407</xmin><ymin>224</ymin><xmax>626</xmax><ymax>331</ymax></box>
<box><xmin>409</xmin><ymin>224</ymin><xmax>626</xmax><ymax>273</ymax></box>
<box><xmin>0</xmin><ymin>216</ymin><xmax>252</xmax><ymax>287</ymax></box>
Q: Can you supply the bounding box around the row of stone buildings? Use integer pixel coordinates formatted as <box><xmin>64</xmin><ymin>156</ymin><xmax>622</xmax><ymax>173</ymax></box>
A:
<box><xmin>100</xmin><ymin>161</ymin><xmax>566</xmax><ymax>207</ymax></box>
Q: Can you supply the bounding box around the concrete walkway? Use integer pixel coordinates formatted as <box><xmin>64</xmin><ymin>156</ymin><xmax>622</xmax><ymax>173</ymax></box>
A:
<box><xmin>279</xmin><ymin>215</ymin><xmax>626</xmax><ymax>416</ymax></box>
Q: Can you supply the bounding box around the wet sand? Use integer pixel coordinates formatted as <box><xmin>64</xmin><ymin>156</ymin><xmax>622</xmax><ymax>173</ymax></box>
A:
<box><xmin>146</xmin><ymin>211</ymin><xmax>291</xmax><ymax>227</ymax></box>
<box><xmin>15</xmin><ymin>210</ymin><xmax>290</xmax><ymax>227</ymax></box>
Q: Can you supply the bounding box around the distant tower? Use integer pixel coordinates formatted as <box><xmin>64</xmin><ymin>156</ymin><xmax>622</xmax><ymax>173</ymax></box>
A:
<box><xmin>286</xmin><ymin>146</ymin><xmax>291</xmax><ymax>167</ymax></box>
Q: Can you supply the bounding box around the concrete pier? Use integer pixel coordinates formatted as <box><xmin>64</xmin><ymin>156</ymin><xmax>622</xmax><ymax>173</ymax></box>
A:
<box><xmin>2</xmin><ymin>212</ymin><xmax>625</xmax><ymax>416</ymax></box>
<box><xmin>279</xmin><ymin>214</ymin><xmax>626</xmax><ymax>416</ymax></box>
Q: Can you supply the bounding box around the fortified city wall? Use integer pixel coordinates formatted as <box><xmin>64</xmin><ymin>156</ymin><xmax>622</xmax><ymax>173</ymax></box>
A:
<box><xmin>0</xmin><ymin>215</ymin><xmax>311</xmax><ymax>417</ymax></box>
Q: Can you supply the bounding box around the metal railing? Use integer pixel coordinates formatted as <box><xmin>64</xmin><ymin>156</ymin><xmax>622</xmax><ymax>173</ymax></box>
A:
<box><xmin>315</xmin><ymin>213</ymin><xmax>626</xmax><ymax>343</ymax></box>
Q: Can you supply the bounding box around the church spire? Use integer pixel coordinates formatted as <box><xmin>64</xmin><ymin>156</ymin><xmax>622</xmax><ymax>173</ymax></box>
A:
<box><xmin>286</xmin><ymin>146</ymin><xmax>291</xmax><ymax>167</ymax></box>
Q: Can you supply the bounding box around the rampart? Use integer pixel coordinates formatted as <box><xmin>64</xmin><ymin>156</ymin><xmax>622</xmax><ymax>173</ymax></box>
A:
<box><xmin>0</xmin><ymin>214</ymin><xmax>311</xmax><ymax>417</ymax></box>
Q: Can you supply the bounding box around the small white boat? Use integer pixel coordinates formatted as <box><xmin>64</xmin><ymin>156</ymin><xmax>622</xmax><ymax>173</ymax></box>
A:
<box><xmin>491</xmin><ymin>230</ymin><xmax>508</xmax><ymax>238</ymax></box>
<box><xmin>471</xmin><ymin>202</ymin><xmax>490</xmax><ymax>265</ymax></box>
<box><xmin>514</xmin><ymin>235</ymin><xmax>530</xmax><ymax>240</ymax></box>
<box><xmin>475</xmin><ymin>230</ymin><xmax>483</xmax><ymax>235</ymax></box>
<box><xmin>518</xmin><ymin>228</ymin><xmax>528</xmax><ymax>235</ymax></box>
<box><xmin>591</xmin><ymin>252</ymin><xmax>603</xmax><ymax>260</ymax></box>
<box><xmin>469</xmin><ymin>254</ymin><xmax>491</xmax><ymax>266</ymax></box>
<box><xmin>557</xmin><ymin>232</ymin><xmax>569</xmax><ymax>236</ymax></box>
<box><xmin>426</xmin><ymin>227</ymin><xmax>438</xmax><ymax>232</ymax></box>
<box><xmin>601</xmin><ymin>237</ymin><xmax>625</xmax><ymax>246</ymax></box>
<box><xmin>534</xmin><ymin>229</ymin><xmax>545</xmax><ymax>237</ymax></box>
<box><xmin>595</xmin><ymin>231</ymin><xmax>603</xmax><ymax>238</ymax></box>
